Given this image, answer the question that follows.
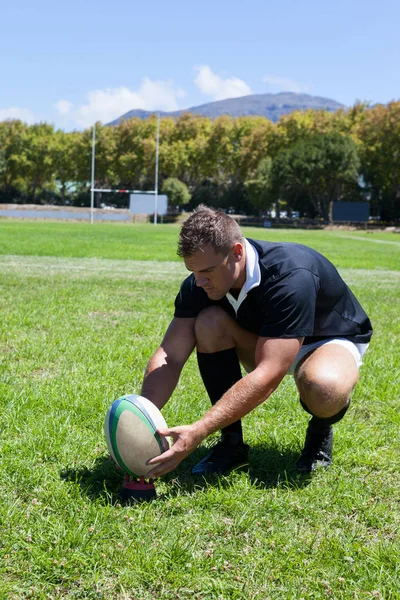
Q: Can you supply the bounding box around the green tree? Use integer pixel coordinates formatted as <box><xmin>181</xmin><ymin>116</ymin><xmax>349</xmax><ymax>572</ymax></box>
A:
<box><xmin>354</xmin><ymin>102</ymin><xmax>400</xmax><ymax>220</ymax></box>
<box><xmin>238</xmin><ymin>118</ymin><xmax>276</xmax><ymax>179</ymax></box>
<box><xmin>0</xmin><ymin>146</ymin><xmax>6</xmax><ymax>185</ymax></box>
<box><xmin>160</xmin><ymin>114</ymin><xmax>212</xmax><ymax>188</ymax></box>
<box><xmin>114</xmin><ymin>117</ymin><xmax>155</xmax><ymax>190</ymax></box>
<box><xmin>74</xmin><ymin>123</ymin><xmax>117</xmax><ymax>188</ymax></box>
<box><xmin>23</xmin><ymin>123</ymin><xmax>56</xmax><ymax>200</ymax></box>
<box><xmin>0</xmin><ymin>120</ymin><xmax>30</xmax><ymax>198</ymax></box>
<box><xmin>203</xmin><ymin>116</ymin><xmax>236</xmax><ymax>183</ymax></box>
<box><xmin>244</xmin><ymin>156</ymin><xmax>273</xmax><ymax>213</ymax></box>
<box><xmin>272</xmin><ymin>107</ymin><xmax>356</xmax><ymax>159</ymax></box>
<box><xmin>52</xmin><ymin>130</ymin><xmax>81</xmax><ymax>203</ymax></box>
<box><xmin>161</xmin><ymin>177</ymin><xmax>191</xmax><ymax>208</ymax></box>
<box><xmin>271</xmin><ymin>132</ymin><xmax>361</xmax><ymax>220</ymax></box>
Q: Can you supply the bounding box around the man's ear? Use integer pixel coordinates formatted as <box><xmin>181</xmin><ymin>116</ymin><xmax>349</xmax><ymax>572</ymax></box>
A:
<box><xmin>232</xmin><ymin>242</ymin><xmax>244</xmax><ymax>262</ymax></box>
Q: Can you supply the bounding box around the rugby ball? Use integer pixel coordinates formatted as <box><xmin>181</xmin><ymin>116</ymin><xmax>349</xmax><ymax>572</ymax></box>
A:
<box><xmin>104</xmin><ymin>394</ymin><xmax>169</xmax><ymax>478</ymax></box>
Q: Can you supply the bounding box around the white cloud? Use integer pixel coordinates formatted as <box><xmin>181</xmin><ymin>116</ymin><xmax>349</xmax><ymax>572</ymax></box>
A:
<box><xmin>55</xmin><ymin>100</ymin><xmax>73</xmax><ymax>115</ymax></box>
<box><xmin>0</xmin><ymin>107</ymin><xmax>35</xmax><ymax>123</ymax></box>
<box><xmin>57</xmin><ymin>79</ymin><xmax>186</xmax><ymax>128</ymax></box>
<box><xmin>194</xmin><ymin>65</ymin><xmax>251</xmax><ymax>101</ymax></box>
<box><xmin>263</xmin><ymin>75</ymin><xmax>309</xmax><ymax>94</ymax></box>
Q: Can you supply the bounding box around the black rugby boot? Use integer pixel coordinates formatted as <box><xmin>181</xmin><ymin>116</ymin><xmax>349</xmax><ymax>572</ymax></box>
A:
<box><xmin>191</xmin><ymin>433</ymin><xmax>249</xmax><ymax>475</ymax></box>
<box><xmin>296</xmin><ymin>418</ymin><xmax>333</xmax><ymax>474</ymax></box>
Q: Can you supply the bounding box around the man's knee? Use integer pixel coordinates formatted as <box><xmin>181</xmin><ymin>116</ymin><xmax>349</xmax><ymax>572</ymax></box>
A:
<box><xmin>294</xmin><ymin>344</ymin><xmax>360</xmax><ymax>418</ymax></box>
<box><xmin>295</xmin><ymin>366</ymin><xmax>356</xmax><ymax>417</ymax></box>
<box><xmin>194</xmin><ymin>307</ymin><xmax>235</xmax><ymax>353</ymax></box>
<box><xmin>297</xmin><ymin>365</ymin><xmax>350</xmax><ymax>396</ymax></box>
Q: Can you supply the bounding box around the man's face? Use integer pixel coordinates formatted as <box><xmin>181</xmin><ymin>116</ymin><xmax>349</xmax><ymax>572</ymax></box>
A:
<box><xmin>184</xmin><ymin>243</ymin><xmax>245</xmax><ymax>300</ymax></box>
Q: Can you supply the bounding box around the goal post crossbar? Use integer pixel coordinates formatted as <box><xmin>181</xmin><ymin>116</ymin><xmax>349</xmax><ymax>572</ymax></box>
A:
<box><xmin>90</xmin><ymin>189</ymin><xmax>155</xmax><ymax>194</ymax></box>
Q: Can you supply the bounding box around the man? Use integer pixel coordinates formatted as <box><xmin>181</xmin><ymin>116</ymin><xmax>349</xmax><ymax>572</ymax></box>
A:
<box><xmin>143</xmin><ymin>206</ymin><xmax>372</xmax><ymax>478</ymax></box>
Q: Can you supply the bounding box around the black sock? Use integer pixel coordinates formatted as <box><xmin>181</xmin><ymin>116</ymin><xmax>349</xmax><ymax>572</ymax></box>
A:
<box><xmin>299</xmin><ymin>398</ymin><xmax>350</xmax><ymax>433</ymax></box>
<box><xmin>197</xmin><ymin>348</ymin><xmax>243</xmax><ymax>442</ymax></box>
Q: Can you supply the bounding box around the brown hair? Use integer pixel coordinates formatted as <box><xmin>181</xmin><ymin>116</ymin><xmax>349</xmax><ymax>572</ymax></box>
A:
<box><xmin>177</xmin><ymin>205</ymin><xmax>244</xmax><ymax>257</ymax></box>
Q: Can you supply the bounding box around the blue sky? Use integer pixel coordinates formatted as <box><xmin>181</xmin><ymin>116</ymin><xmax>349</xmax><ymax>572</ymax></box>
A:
<box><xmin>1</xmin><ymin>0</ymin><xmax>399</xmax><ymax>130</ymax></box>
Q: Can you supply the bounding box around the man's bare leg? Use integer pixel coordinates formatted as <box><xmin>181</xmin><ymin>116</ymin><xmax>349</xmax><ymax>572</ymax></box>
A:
<box><xmin>294</xmin><ymin>343</ymin><xmax>359</xmax><ymax>472</ymax></box>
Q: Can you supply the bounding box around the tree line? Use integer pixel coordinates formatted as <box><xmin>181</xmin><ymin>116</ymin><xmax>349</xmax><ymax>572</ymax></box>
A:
<box><xmin>0</xmin><ymin>102</ymin><xmax>399</xmax><ymax>221</ymax></box>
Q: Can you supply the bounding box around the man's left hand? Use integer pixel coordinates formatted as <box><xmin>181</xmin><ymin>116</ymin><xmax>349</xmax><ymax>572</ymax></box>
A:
<box><xmin>147</xmin><ymin>424</ymin><xmax>204</xmax><ymax>477</ymax></box>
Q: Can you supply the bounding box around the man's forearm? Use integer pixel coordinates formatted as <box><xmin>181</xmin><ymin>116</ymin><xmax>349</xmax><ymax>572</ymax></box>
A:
<box><xmin>141</xmin><ymin>347</ymin><xmax>183</xmax><ymax>410</ymax></box>
<box><xmin>194</xmin><ymin>337</ymin><xmax>301</xmax><ymax>440</ymax></box>
<box><xmin>194</xmin><ymin>367</ymin><xmax>283</xmax><ymax>440</ymax></box>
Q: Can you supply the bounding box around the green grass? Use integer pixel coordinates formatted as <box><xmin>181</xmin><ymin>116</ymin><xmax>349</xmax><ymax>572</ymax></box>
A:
<box><xmin>0</xmin><ymin>220</ymin><xmax>399</xmax><ymax>269</ymax></box>
<box><xmin>0</xmin><ymin>221</ymin><xmax>399</xmax><ymax>599</ymax></box>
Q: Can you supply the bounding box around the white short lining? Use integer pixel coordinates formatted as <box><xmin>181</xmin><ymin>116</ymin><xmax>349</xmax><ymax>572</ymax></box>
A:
<box><xmin>288</xmin><ymin>338</ymin><xmax>370</xmax><ymax>375</ymax></box>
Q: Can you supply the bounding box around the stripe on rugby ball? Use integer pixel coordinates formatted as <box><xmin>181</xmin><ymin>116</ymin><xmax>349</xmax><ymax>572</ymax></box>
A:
<box><xmin>125</xmin><ymin>394</ymin><xmax>169</xmax><ymax>452</ymax></box>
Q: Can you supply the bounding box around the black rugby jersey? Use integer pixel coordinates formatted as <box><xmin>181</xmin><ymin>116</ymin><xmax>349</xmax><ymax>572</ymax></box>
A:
<box><xmin>174</xmin><ymin>239</ymin><xmax>372</xmax><ymax>345</ymax></box>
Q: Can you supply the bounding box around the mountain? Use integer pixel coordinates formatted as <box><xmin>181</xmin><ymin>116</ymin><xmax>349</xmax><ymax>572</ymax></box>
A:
<box><xmin>108</xmin><ymin>92</ymin><xmax>345</xmax><ymax>125</ymax></box>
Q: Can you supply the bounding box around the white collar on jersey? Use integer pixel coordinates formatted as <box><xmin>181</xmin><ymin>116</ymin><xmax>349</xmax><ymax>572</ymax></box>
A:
<box><xmin>226</xmin><ymin>239</ymin><xmax>261</xmax><ymax>314</ymax></box>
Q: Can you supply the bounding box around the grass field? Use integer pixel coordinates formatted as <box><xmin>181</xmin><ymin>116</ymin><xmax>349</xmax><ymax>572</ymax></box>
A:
<box><xmin>0</xmin><ymin>220</ymin><xmax>399</xmax><ymax>600</ymax></box>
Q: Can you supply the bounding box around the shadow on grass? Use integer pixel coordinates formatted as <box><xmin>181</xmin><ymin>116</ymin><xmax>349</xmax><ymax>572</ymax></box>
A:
<box><xmin>248</xmin><ymin>443</ymin><xmax>311</xmax><ymax>489</ymax></box>
<box><xmin>61</xmin><ymin>442</ymin><xmax>311</xmax><ymax>505</ymax></box>
<box><xmin>60</xmin><ymin>456</ymin><xmax>123</xmax><ymax>505</ymax></box>
<box><xmin>162</xmin><ymin>442</ymin><xmax>312</xmax><ymax>497</ymax></box>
